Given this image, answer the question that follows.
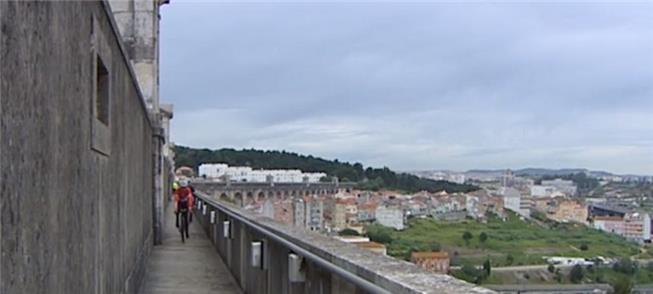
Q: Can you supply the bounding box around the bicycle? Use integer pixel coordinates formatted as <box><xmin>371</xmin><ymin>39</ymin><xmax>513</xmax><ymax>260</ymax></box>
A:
<box><xmin>179</xmin><ymin>208</ymin><xmax>190</xmax><ymax>243</ymax></box>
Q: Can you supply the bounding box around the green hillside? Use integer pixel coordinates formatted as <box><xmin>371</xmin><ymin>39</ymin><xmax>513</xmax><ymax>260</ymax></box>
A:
<box><xmin>174</xmin><ymin>145</ymin><xmax>478</xmax><ymax>193</ymax></box>
<box><xmin>366</xmin><ymin>212</ymin><xmax>641</xmax><ymax>267</ymax></box>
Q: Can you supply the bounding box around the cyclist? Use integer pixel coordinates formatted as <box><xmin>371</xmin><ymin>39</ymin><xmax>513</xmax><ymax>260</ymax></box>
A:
<box><xmin>174</xmin><ymin>179</ymin><xmax>194</xmax><ymax>240</ymax></box>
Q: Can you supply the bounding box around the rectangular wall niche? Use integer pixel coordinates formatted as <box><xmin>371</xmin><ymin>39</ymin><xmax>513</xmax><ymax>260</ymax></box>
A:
<box><xmin>95</xmin><ymin>56</ymin><xmax>109</xmax><ymax>126</ymax></box>
<box><xmin>90</xmin><ymin>16</ymin><xmax>111</xmax><ymax>156</ymax></box>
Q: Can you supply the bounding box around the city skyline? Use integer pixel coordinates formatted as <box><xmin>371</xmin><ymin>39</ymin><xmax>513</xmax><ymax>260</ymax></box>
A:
<box><xmin>161</xmin><ymin>2</ymin><xmax>653</xmax><ymax>175</ymax></box>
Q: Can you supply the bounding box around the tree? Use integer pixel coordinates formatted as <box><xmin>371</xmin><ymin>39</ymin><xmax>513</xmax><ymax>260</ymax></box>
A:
<box><xmin>580</xmin><ymin>243</ymin><xmax>588</xmax><ymax>251</ymax></box>
<box><xmin>505</xmin><ymin>254</ymin><xmax>514</xmax><ymax>266</ymax></box>
<box><xmin>462</xmin><ymin>231</ymin><xmax>473</xmax><ymax>245</ymax></box>
<box><xmin>391</xmin><ymin>239</ymin><xmax>424</xmax><ymax>261</ymax></box>
<box><xmin>547</xmin><ymin>264</ymin><xmax>555</xmax><ymax>273</ymax></box>
<box><xmin>429</xmin><ymin>242</ymin><xmax>441</xmax><ymax>252</ymax></box>
<box><xmin>174</xmin><ymin>145</ymin><xmax>479</xmax><ymax>194</ymax></box>
<box><xmin>483</xmin><ymin>259</ymin><xmax>492</xmax><ymax>277</ymax></box>
<box><xmin>479</xmin><ymin>232</ymin><xmax>488</xmax><ymax>244</ymax></box>
<box><xmin>569</xmin><ymin>265</ymin><xmax>584</xmax><ymax>283</ymax></box>
<box><xmin>612</xmin><ymin>277</ymin><xmax>633</xmax><ymax>294</ymax></box>
<box><xmin>366</xmin><ymin>225</ymin><xmax>393</xmax><ymax>244</ymax></box>
<box><xmin>338</xmin><ymin>228</ymin><xmax>360</xmax><ymax>236</ymax></box>
<box><xmin>613</xmin><ymin>258</ymin><xmax>637</xmax><ymax>275</ymax></box>
<box><xmin>458</xmin><ymin>264</ymin><xmax>485</xmax><ymax>284</ymax></box>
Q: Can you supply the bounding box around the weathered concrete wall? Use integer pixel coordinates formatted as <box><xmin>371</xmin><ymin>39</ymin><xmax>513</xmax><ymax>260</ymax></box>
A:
<box><xmin>0</xmin><ymin>1</ymin><xmax>155</xmax><ymax>293</ymax></box>
<box><xmin>107</xmin><ymin>0</ymin><xmax>170</xmax><ymax>246</ymax></box>
<box><xmin>108</xmin><ymin>0</ymin><xmax>164</xmax><ymax>112</ymax></box>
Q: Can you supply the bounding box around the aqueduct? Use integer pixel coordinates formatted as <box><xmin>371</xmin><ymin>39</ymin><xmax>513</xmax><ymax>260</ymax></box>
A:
<box><xmin>191</xmin><ymin>180</ymin><xmax>354</xmax><ymax>207</ymax></box>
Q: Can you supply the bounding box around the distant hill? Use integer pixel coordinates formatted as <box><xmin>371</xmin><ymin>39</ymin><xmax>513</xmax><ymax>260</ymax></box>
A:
<box><xmin>465</xmin><ymin>168</ymin><xmax>616</xmax><ymax>178</ymax></box>
<box><xmin>174</xmin><ymin>146</ymin><xmax>478</xmax><ymax>193</ymax></box>
<box><xmin>514</xmin><ymin>168</ymin><xmax>590</xmax><ymax>177</ymax></box>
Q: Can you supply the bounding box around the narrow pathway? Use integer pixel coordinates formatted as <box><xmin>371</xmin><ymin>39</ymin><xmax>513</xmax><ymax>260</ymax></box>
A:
<box><xmin>139</xmin><ymin>202</ymin><xmax>241</xmax><ymax>294</ymax></box>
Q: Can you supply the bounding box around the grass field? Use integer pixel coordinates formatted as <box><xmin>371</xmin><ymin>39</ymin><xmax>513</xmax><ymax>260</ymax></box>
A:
<box><xmin>366</xmin><ymin>212</ymin><xmax>642</xmax><ymax>267</ymax></box>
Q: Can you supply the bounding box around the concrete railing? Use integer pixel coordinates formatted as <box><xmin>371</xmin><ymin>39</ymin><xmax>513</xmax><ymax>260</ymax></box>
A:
<box><xmin>194</xmin><ymin>191</ymin><xmax>493</xmax><ymax>294</ymax></box>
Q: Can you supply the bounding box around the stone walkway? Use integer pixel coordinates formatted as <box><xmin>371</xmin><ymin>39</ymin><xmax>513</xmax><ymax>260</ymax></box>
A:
<box><xmin>138</xmin><ymin>203</ymin><xmax>241</xmax><ymax>294</ymax></box>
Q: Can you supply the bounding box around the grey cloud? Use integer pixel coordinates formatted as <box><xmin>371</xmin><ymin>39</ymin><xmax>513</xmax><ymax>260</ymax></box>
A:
<box><xmin>161</xmin><ymin>2</ymin><xmax>653</xmax><ymax>175</ymax></box>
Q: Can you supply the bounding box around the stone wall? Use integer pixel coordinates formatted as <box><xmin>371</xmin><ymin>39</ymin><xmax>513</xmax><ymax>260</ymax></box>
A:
<box><xmin>107</xmin><ymin>0</ymin><xmax>170</xmax><ymax>245</ymax></box>
<box><xmin>193</xmin><ymin>181</ymin><xmax>353</xmax><ymax>203</ymax></box>
<box><xmin>0</xmin><ymin>1</ymin><xmax>155</xmax><ymax>293</ymax></box>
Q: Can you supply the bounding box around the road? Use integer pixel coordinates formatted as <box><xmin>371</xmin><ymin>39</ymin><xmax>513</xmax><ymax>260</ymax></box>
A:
<box><xmin>451</xmin><ymin>263</ymin><xmax>575</xmax><ymax>272</ymax></box>
<box><xmin>451</xmin><ymin>258</ymin><xmax>651</xmax><ymax>273</ymax></box>
<box><xmin>491</xmin><ymin>264</ymin><xmax>574</xmax><ymax>272</ymax></box>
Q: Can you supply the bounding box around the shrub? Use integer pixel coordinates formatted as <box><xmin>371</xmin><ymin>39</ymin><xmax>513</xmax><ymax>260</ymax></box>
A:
<box><xmin>458</xmin><ymin>264</ymin><xmax>487</xmax><ymax>284</ymax></box>
<box><xmin>462</xmin><ymin>231</ymin><xmax>473</xmax><ymax>245</ymax></box>
<box><xmin>569</xmin><ymin>265</ymin><xmax>584</xmax><ymax>283</ymax></box>
<box><xmin>367</xmin><ymin>226</ymin><xmax>393</xmax><ymax>244</ymax></box>
<box><xmin>483</xmin><ymin>259</ymin><xmax>491</xmax><ymax>277</ymax></box>
<box><xmin>594</xmin><ymin>273</ymin><xmax>605</xmax><ymax>283</ymax></box>
<box><xmin>580</xmin><ymin>243</ymin><xmax>589</xmax><ymax>251</ymax></box>
<box><xmin>613</xmin><ymin>258</ymin><xmax>637</xmax><ymax>275</ymax></box>
<box><xmin>429</xmin><ymin>242</ymin><xmax>441</xmax><ymax>252</ymax></box>
<box><xmin>479</xmin><ymin>232</ymin><xmax>488</xmax><ymax>243</ymax></box>
<box><xmin>506</xmin><ymin>254</ymin><xmax>514</xmax><ymax>266</ymax></box>
<box><xmin>612</xmin><ymin>277</ymin><xmax>633</xmax><ymax>294</ymax></box>
<box><xmin>338</xmin><ymin>228</ymin><xmax>360</xmax><ymax>236</ymax></box>
<box><xmin>547</xmin><ymin>264</ymin><xmax>555</xmax><ymax>273</ymax></box>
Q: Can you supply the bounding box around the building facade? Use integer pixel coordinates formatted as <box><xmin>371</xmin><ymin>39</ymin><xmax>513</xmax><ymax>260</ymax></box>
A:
<box><xmin>542</xmin><ymin>179</ymin><xmax>578</xmax><ymax>196</ymax></box>
<box><xmin>624</xmin><ymin>212</ymin><xmax>651</xmax><ymax>243</ymax></box>
<box><xmin>593</xmin><ymin>216</ymin><xmax>626</xmax><ymax>235</ymax></box>
<box><xmin>411</xmin><ymin>252</ymin><xmax>450</xmax><ymax>274</ymax></box>
<box><xmin>376</xmin><ymin>204</ymin><xmax>406</xmax><ymax>230</ymax></box>
<box><xmin>549</xmin><ymin>199</ymin><xmax>588</xmax><ymax>224</ymax></box>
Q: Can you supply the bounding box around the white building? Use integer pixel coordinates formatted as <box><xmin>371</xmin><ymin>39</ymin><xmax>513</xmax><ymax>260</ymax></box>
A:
<box><xmin>465</xmin><ymin>195</ymin><xmax>481</xmax><ymax>218</ymax></box>
<box><xmin>530</xmin><ymin>185</ymin><xmax>557</xmax><ymax>197</ymax></box>
<box><xmin>502</xmin><ymin>187</ymin><xmax>520</xmax><ymax>212</ymax></box>
<box><xmin>542</xmin><ymin>179</ymin><xmax>577</xmax><ymax>196</ymax></box>
<box><xmin>593</xmin><ymin>216</ymin><xmax>625</xmax><ymax>235</ymax></box>
<box><xmin>198</xmin><ymin>163</ymin><xmax>326</xmax><ymax>183</ymax></box>
<box><xmin>624</xmin><ymin>212</ymin><xmax>651</xmax><ymax>243</ymax></box>
<box><xmin>501</xmin><ymin>187</ymin><xmax>530</xmax><ymax>217</ymax></box>
<box><xmin>198</xmin><ymin>163</ymin><xmax>229</xmax><ymax>179</ymax></box>
<box><xmin>375</xmin><ymin>204</ymin><xmax>406</xmax><ymax>230</ymax></box>
<box><xmin>449</xmin><ymin>174</ymin><xmax>466</xmax><ymax>184</ymax></box>
<box><xmin>427</xmin><ymin>171</ymin><xmax>466</xmax><ymax>184</ymax></box>
<box><xmin>226</xmin><ymin>166</ymin><xmax>254</xmax><ymax>181</ymax></box>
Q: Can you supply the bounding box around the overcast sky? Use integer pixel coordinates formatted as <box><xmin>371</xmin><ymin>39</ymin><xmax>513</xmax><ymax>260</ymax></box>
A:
<box><xmin>160</xmin><ymin>1</ymin><xmax>653</xmax><ymax>175</ymax></box>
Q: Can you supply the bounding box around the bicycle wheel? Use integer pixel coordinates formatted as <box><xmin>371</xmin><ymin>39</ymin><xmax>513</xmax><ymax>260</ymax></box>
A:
<box><xmin>180</xmin><ymin>211</ymin><xmax>187</xmax><ymax>243</ymax></box>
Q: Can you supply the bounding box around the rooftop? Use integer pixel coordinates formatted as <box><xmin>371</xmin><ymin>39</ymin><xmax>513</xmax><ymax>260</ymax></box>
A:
<box><xmin>411</xmin><ymin>251</ymin><xmax>450</xmax><ymax>259</ymax></box>
<box><xmin>356</xmin><ymin>241</ymin><xmax>387</xmax><ymax>249</ymax></box>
